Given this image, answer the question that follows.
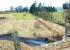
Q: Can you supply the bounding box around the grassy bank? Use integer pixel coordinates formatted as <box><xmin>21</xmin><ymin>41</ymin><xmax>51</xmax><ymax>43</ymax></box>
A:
<box><xmin>52</xmin><ymin>12</ymin><xmax>65</xmax><ymax>26</ymax></box>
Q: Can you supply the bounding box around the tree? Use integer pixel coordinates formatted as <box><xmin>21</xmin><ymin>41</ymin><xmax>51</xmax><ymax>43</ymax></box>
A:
<box><xmin>38</xmin><ymin>3</ymin><xmax>42</xmax><ymax>8</ymax></box>
<box><xmin>29</xmin><ymin>1</ymin><xmax>37</xmax><ymax>14</ymax></box>
<box><xmin>15</xmin><ymin>5</ymin><xmax>23</xmax><ymax>12</ymax></box>
<box><xmin>46</xmin><ymin>6</ymin><xmax>57</xmax><ymax>12</ymax></box>
<box><xmin>10</xmin><ymin>6</ymin><xmax>14</xmax><ymax>12</ymax></box>
<box><xmin>52</xmin><ymin>7</ymin><xmax>57</xmax><ymax>12</ymax></box>
<box><xmin>23</xmin><ymin>7</ymin><xmax>28</xmax><ymax>12</ymax></box>
<box><xmin>38</xmin><ymin>3</ymin><xmax>42</xmax><ymax>11</ymax></box>
<box><xmin>15</xmin><ymin>7</ymin><xmax>19</xmax><ymax>12</ymax></box>
<box><xmin>18</xmin><ymin>5</ymin><xmax>23</xmax><ymax>12</ymax></box>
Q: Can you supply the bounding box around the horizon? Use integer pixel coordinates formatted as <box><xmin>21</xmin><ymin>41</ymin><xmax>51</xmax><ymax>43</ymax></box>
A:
<box><xmin>0</xmin><ymin>0</ymin><xmax>67</xmax><ymax>11</ymax></box>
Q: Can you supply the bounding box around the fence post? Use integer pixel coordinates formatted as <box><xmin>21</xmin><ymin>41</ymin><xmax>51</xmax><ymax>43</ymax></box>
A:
<box><xmin>10</xmin><ymin>29</ymin><xmax>21</xmax><ymax>50</ymax></box>
<box><xmin>63</xmin><ymin>2</ymin><xmax>70</xmax><ymax>39</ymax></box>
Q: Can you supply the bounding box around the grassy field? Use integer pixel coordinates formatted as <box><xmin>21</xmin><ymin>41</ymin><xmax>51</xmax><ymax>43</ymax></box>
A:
<box><xmin>14</xmin><ymin>13</ymin><xmax>36</xmax><ymax>20</ymax></box>
<box><xmin>0</xmin><ymin>12</ymin><xmax>64</xmax><ymax>24</ymax></box>
<box><xmin>0</xmin><ymin>12</ymin><xmax>36</xmax><ymax>20</ymax></box>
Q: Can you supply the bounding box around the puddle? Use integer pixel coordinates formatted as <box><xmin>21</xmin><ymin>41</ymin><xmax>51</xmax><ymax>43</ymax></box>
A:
<box><xmin>0</xmin><ymin>34</ymin><xmax>48</xmax><ymax>46</ymax></box>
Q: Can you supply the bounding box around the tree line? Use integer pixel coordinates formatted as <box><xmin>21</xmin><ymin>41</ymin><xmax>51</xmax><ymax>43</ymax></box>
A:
<box><xmin>29</xmin><ymin>1</ymin><xmax>57</xmax><ymax>20</ymax></box>
<box><xmin>10</xmin><ymin>6</ymin><xmax>28</xmax><ymax>12</ymax></box>
<box><xmin>29</xmin><ymin>2</ymin><xmax>57</xmax><ymax>14</ymax></box>
<box><xmin>10</xmin><ymin>2</ymin><xmax>57</xmax><ymax>13</ymax></box>
<box><xmin>10</xmin><ymin>1</ymin><xmax>57</xmax><ymax>20</ymax></box>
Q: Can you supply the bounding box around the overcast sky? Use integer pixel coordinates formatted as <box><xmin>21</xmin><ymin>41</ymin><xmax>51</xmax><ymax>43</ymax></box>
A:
<box><xmin>0</xmin><ymin>0</ymin><xmax>67</xmax><ymax>11</ymax></box>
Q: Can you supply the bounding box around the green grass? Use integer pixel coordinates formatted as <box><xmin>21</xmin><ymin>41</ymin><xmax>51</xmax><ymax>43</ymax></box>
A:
<box><xmin>14</xmin><ymin>13</ymin><xmax>36</xmax><ymax>20</ymax></box>
<box><xmin>13</xmin><ymin>12</ymin><xmax>64</xmax><ymax>26</ymax></box>
<box><xmin>51</xmin><ymin>12</ymin><xmax>65</xmax><ymax>26</ymax></box>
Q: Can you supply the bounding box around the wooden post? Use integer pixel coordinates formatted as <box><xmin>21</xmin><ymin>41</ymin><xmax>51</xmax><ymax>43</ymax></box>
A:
<box><xmin>11</xmin><ymin>29</ymin><xmax>21</xmax><ymax>50</ymax></box>
<box><xmin>63</xmin><ymin>2</ymin><xmax>70</xmax><ymax>39</ymax></box>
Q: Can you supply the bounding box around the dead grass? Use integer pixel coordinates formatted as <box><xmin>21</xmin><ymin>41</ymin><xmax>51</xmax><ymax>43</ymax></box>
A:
<box><xmin>0</xmin><ymin>39</ymin><xmax>70</xmax><ymax>50</ymax></box>
<box><xmin>0</xmin><ymin>13</ymin><xmax>65</xmax><ymax>50</ymax></box>
<box><xmin>0</xmin><ymin>13</ymin><xmax>64</xmax><ymax>39</ymax></box>
<box><xmin>0</xmin><ymin>19</ymin><xmax>64</xmax><ymax>39</ymax></box>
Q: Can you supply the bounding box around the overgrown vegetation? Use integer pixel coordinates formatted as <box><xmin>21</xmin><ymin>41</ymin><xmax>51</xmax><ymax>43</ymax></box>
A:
<box><xmin>29</xmin><ymin>1</ymin><xmax>57</xmax><ymax>21</ymax></box>
<box><xmin>52</xmin><ymin>12</ymin><xmax>65</xmax><ymax>26</ymax></box>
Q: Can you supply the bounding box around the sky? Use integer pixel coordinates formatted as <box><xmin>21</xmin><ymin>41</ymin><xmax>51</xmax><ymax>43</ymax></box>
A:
<box><xmin>0</xmin><ymin>0</ymin><xmax>67</xmax><ymax>11</ymax></box>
